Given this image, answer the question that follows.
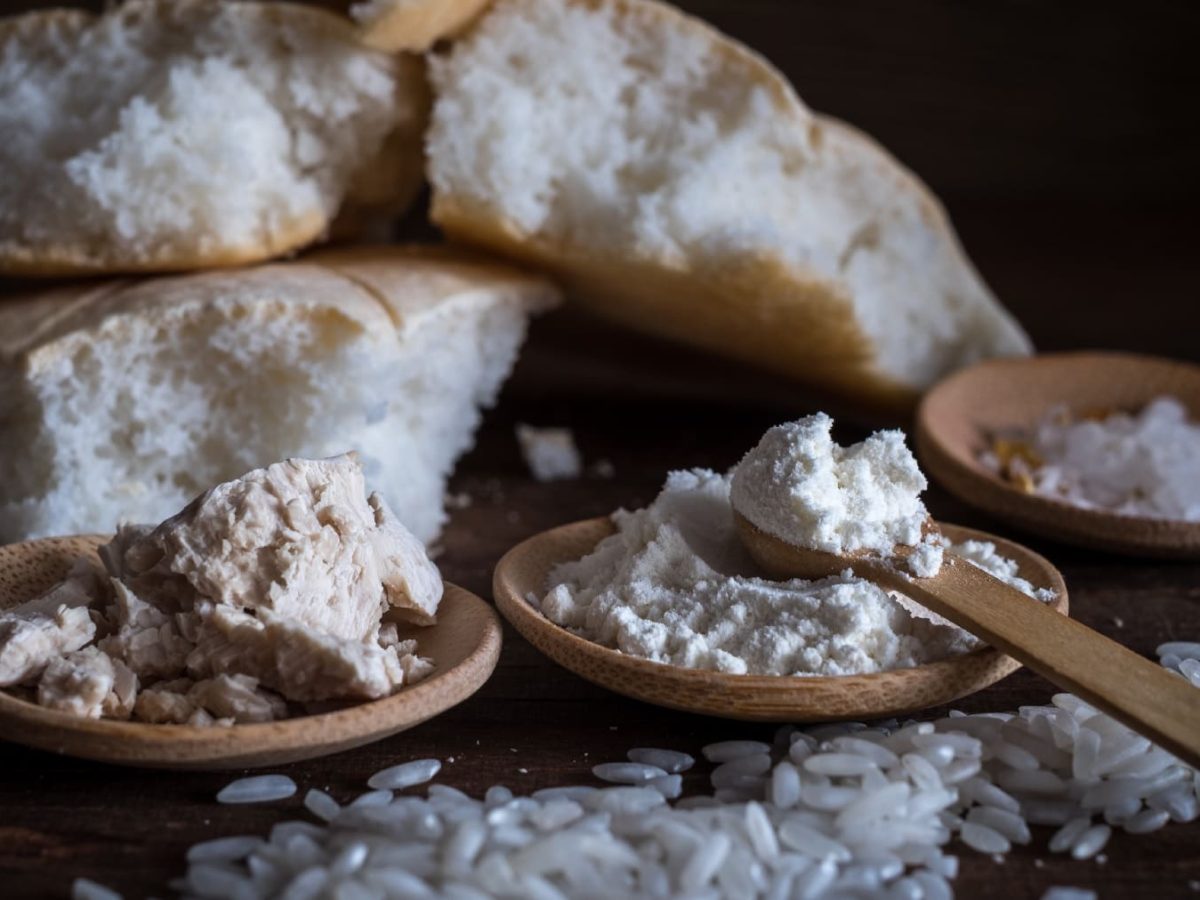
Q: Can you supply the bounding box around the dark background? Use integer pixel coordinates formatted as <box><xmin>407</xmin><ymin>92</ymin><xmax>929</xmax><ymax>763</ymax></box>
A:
<box><xmin>2</xmin><ymin>2</ymin><xmax>1199</xmax><ymax>898</ymax></box>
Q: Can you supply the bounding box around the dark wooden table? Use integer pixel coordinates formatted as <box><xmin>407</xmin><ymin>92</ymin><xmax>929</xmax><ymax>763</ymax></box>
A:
<box><xmin>3</xmin><ymin>250</ymin><xmax>1199</xmax><ymax>896</ymax></box>
<box><xmin>2</xmin><ymin>1</ymin><xmax>1198</xmax><ymax>897</ymax></box>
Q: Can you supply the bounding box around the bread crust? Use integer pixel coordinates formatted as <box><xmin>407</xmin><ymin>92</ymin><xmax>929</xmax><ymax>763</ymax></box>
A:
<box><xmin>435</xmin><ymin>200</ymin><xmax>917</xmax><ymax>411</ymax></box>
<box><xmin>429</xmin><ymin>0</ymin><xmax>1030</xmax><ymax>410</ymax></box>
<box><xmin>0</xmin><ymin>245</ymin><xmax>560</xmax><ymax>372</ymax></box>
<box><xmin>0</xmin><ymin>212</ymin><xmax>330</xmax><ymax>279</ymax></box>
<box><xmin>0</xmin><ymin>0</ymin><xmax>426</xmax><ymax>278</ymax></box>
<box><xmin>352</xmin><ymin>0</ymin><xmax>494</xmax><ymax>51</ymax></box>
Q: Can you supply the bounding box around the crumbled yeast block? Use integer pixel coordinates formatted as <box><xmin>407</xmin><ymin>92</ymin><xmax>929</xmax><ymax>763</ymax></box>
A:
<box><xmin>134</xmin><ymin>679</ymin><xmax>198</xmax><ymax>724</ymax></box>
<box><xmin>187</xmin><ymin>674</ymin><xmax>287</xmax><ymax>724</ymax></box>
<box><xmin>516</xmin><ymin>424</ymin><xmax>583</xmax><ymax>481</ymax></box>
<box><xmin>112</xmin><ymin>455</ymin><xmax>442</xmax><ymax>637</ymax></box>
<box><xmin>0</xmin><ymin>605</ymin><xmax>96</xmax><ymax>687</ymax></box>
<box><xmin>37</xmin><ymin>646</ymin><xmax>136</xmax><ymax>719</ymax></box>
<box><xmin>1</xmin><ymin>454</ymin><xmax>442</xmax><ymax>721</ymax></box>
<box><xmin>190</xmin><ymin>605</ymin><xmax>432</xmax><ymax>702</ymax></box>
<box><xmin>98</xmin><ymin>580</ymin><xmax>194</xmax><ymax>679</ymax></box>
<box><xmin>0</xmin><ymin>558</ymin><xmax>104</xmax><ymax>686</ymax></box>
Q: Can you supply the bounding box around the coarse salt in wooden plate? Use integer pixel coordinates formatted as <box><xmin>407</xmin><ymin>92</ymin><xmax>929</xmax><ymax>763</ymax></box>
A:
<box><xmin>493</xmin><ymin>517</ymin><xmax>1068</xmax><ymax>722</ymax></box>
<box><xmin>916</xmin><ymin>351</ymin><xmax>1200</xmax><ymax>558</ymax></box>
<box><xmin>0</xmin><ymin>535</ymin><xmax>502</xmax><ymax>770</ymax></box>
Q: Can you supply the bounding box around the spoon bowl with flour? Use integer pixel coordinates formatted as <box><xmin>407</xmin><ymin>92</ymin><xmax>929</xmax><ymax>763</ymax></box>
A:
<box><xmin>731</xmin><ymin>415</ymin><xmax>1200</xmax><ymax>769</ymax></box>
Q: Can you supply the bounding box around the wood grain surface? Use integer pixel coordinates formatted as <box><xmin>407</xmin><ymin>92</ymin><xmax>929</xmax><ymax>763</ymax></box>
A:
<box><xmin>0</xmin><ymin>1</ymin><xmax>1197</xmax><ymax>897</ymax></box>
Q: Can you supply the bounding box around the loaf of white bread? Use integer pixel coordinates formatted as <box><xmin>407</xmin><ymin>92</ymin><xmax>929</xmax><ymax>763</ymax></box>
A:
<box><xmin>0</xmin><ymin>247</ymin><xmax>559</xmax><ymax>544</ymax></box>
<box><xmin>427</xmin><ymin>0</ymin><xmax>1033</xmax><ymax>406</ymax></box>
<box><xmin>0</xmin><ymin>0</ymin><xmax>432</xmax><ymax>276</ymax></box>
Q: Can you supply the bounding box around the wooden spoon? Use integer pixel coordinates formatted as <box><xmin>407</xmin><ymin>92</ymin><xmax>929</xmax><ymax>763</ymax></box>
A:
<box><xmin>0</xmin><ymin>535</ymin><xmax>502</xmax><ymax>770</ymax></box>
<box><xmin>493</xmin><ymin>517</ymin><xmax>1068</xmax><ymax>723</ymax></box>
<box><xmin>735</xmin><ymin>512</ymin><xmax>1200</xmax><ymax>768</ymax></box>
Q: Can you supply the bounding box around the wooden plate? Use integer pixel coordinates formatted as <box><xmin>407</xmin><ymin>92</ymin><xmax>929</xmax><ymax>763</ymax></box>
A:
<box><xmin>916</xmin><ymin>351</ymin><xmax>1200</xmax><ymax>557</ymax></box>
<box><xmin>0</xmin><ymin>536</ymin><xmax>502</xmax><ymax>770</ymax></box>
<box><xmin>492</xmin><ymin>518</ymin><xmax>1068</xmax><ymax>722</ymax></box>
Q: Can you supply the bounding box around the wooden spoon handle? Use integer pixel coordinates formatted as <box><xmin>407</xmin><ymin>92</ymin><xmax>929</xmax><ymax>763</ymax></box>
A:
<box><xmin>862</xmin><ymin>558</ymin><xmax>1200</xmax><ymax>768</ymax></box>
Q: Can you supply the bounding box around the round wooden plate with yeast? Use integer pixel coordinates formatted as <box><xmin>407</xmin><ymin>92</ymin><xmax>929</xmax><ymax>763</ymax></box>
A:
<box><xmin>0</xmin><ymin>536</ymin><xmax>501</xmax><ymax>770</ymax></box>
<box><xmin>493</xmin><ymin>518</ymin><xmax>1068</xmax><ymax>722</ymax></box>
<box><xmin>917</xmin><ymin>351</ymin><xmax>1200</xmax><ymax>558</ymax></box>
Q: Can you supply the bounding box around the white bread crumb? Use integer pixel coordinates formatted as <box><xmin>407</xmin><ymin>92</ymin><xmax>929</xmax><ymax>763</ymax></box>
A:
<box><xmin>0</xmin><ymin>246</ymin><xmax>558</xmax><ymax>544</ymax></box>
<box><xmin>0</xmin><ymin>0</ymin><xmax>425</xmax><ymax>274</ymax></box>
<box><xmin>517</xmin><ymin>424</ymin><xmax>583</xmax><ymax>481</ymax></box>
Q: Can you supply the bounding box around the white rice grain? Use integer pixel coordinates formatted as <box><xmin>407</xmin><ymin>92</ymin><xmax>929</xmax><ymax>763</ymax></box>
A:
<box><xmin>186</xmin><ymin>862</ymin><xmax>257</xmax><ymax>900</ymax></box>
<box><xmin>960</xmin><ymin>777</ymin><xmax>1020</xmax><ymax>813</ymax></box>
<box><xmin>1069</xmin><ymin>824</ymin><xmax>1112</xmax><ymax>859</ymax></box>
<box><xmin>174</xmin><ymin>649</ymin><xmax>1200</xmax><ymax>900</ymax></box>
<box><xmin>649</xmin><ymin>774</ymin><xmax>683</xmax><ymax>800</ymax></box>
<box><xmin>1123</xmin><ymin>808</ymin><xmax>1171</xmax><ymax>834</ymax></box>
<box><xmin>627</xmin><ymin>748</ymin><xmax>695</xmax><ymax>773</ymax></box>
<box><xmin>1157</xmin><ymin>641</ymin><xmax>1200</xmax><ymax>660</ymax></box>
<box><xmin>368</xmin><ymin>759</ymin><xmax>442</xmax><ymax>790</ymax></box>
<box><xmin>1041</xmin><ymin>888</ymin><xmax>1097</xmax><ymax>900</ymax></box>
<box><xmin>966</xmin><ymin>806</ymin><xmax>1031</xmax><ymax>845</ymax></box>
<box><xmin>591</xmin><ymin>761</ymin><xmax>667</xmax><ymax>784</ymax></box>
<box><xmin>744</xmin><ymin>802</ymin><xmax>780</xmax><ymax>860</ymax></box>
<box><xmin>679</xmin><ymin>832</ymin><xmax>731</xmax><ymax>891</ymax></box>
<box><xmin>71</xmin><ymin>879</ymin><xmax>122</xmax><ymax>900</ymax></box>
<box><xmin>716</xmin><ymin>753</ymin><xmax>773</xmax><ymax>776</ymax></box>
<box><xmin>216</xmin><ymin>775</ymin><xmax>297</xmax><ymax>804</ymax></box>
<box><xmin>830</xmin><ymin>737</ymin><xmax>899</xmax><ymax>768</ymax></box>
<box><xmin>531</xmin><ymin>786</ymin><xmax>598</xmax><ymax>803</ymax></box>
<box><xmin>835</xmin><ymin>782</ymin><xmax>910</xmax><ymax>828</ymax></box>
<box><xmin>802</xmin><ymin>753</ymin><xmax>878</xmax><ymax>777</ymax></box>
<box><xmin>776</xmin><ymin>820</ymin><xmax>851</xmax><ymax>861</ymax></box>
<box><xmin>303</xmin><ymin>789</ymin><xmax>340</xmax><ymax>822</ymax></box>
<box><xmin>769</xmin><ymin>761</ymin><xmax>802</xmax><ymax>809</ymax></box>
<box><xmin>1049</xmin><ymin>816</ymin><xmax>1094</xmax><ymax>853</ymax></box>
<box><xmin>186</xmin><ymin>836</ymin><xmax>265</xmax><ymax>864</ymax></box>
<box><xmin>959</xmin><ymin>821</ymin><xmax>1010</xmax><ymax>854</ymax></box>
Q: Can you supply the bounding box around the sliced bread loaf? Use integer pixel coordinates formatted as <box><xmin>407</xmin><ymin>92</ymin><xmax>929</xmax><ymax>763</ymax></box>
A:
<box><xmin>0</xmin><ymin>246</ymin><xmax>559</xmax><ymax>544</ymax></box>
<box><xmin>427</xmin><ymin>0</ymin><xmax>1032</xmax><ymax>408</ymax></box>
<box><xmin>0</xmin><ymin>0</ymin><xmax>427</xmax><ymax>276</ymax></box>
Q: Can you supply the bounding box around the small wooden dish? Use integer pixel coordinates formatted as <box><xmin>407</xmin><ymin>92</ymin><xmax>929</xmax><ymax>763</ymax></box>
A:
<box><xmin>493</xmin><ymin>518</ymin><xmax>1068</xmax><ymax>722</ymax></box>
<box><xmin>916</xmin><ymin>351</ymin><xmax>1200</xmax><ymax>557</ymax></box>
<box><xmin>0</xmin><ymin>536</ymin><xmax>502</xmax><ymax>770</ymax></box>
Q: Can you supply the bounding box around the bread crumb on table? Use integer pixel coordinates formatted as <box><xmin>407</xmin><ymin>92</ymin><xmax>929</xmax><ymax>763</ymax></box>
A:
<box><xmin>516</xmin><ymin>424</ymin><xmax>583</xmax><ymax>481</ymax></box>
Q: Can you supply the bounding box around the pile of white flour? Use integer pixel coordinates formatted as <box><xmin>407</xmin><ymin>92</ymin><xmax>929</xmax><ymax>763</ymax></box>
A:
<box><xmin>983</xmin><ymin>395</ymin><xmax>1200</xmax><ymax>521</ymax></box>
<box><xmin>730</xmin><ymin>414</ymin><xmax>946</xmax><ymax>576</ymax></box>
<box><xmin>540</xmin><ymin>469</ymin><xmax>1054</xmax><ymax>676</ymax></box>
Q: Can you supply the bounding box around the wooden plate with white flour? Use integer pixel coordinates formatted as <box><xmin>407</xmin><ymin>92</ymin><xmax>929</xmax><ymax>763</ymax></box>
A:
<box><xmin>0</xmin><ymin>536</ymin><xmax>502</xmax><ymax>770</ymax></box>
<box><xmin>493</xmin><ymin>519</ymin><xmax>1068</xmax><ymax>722</ymax></box>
